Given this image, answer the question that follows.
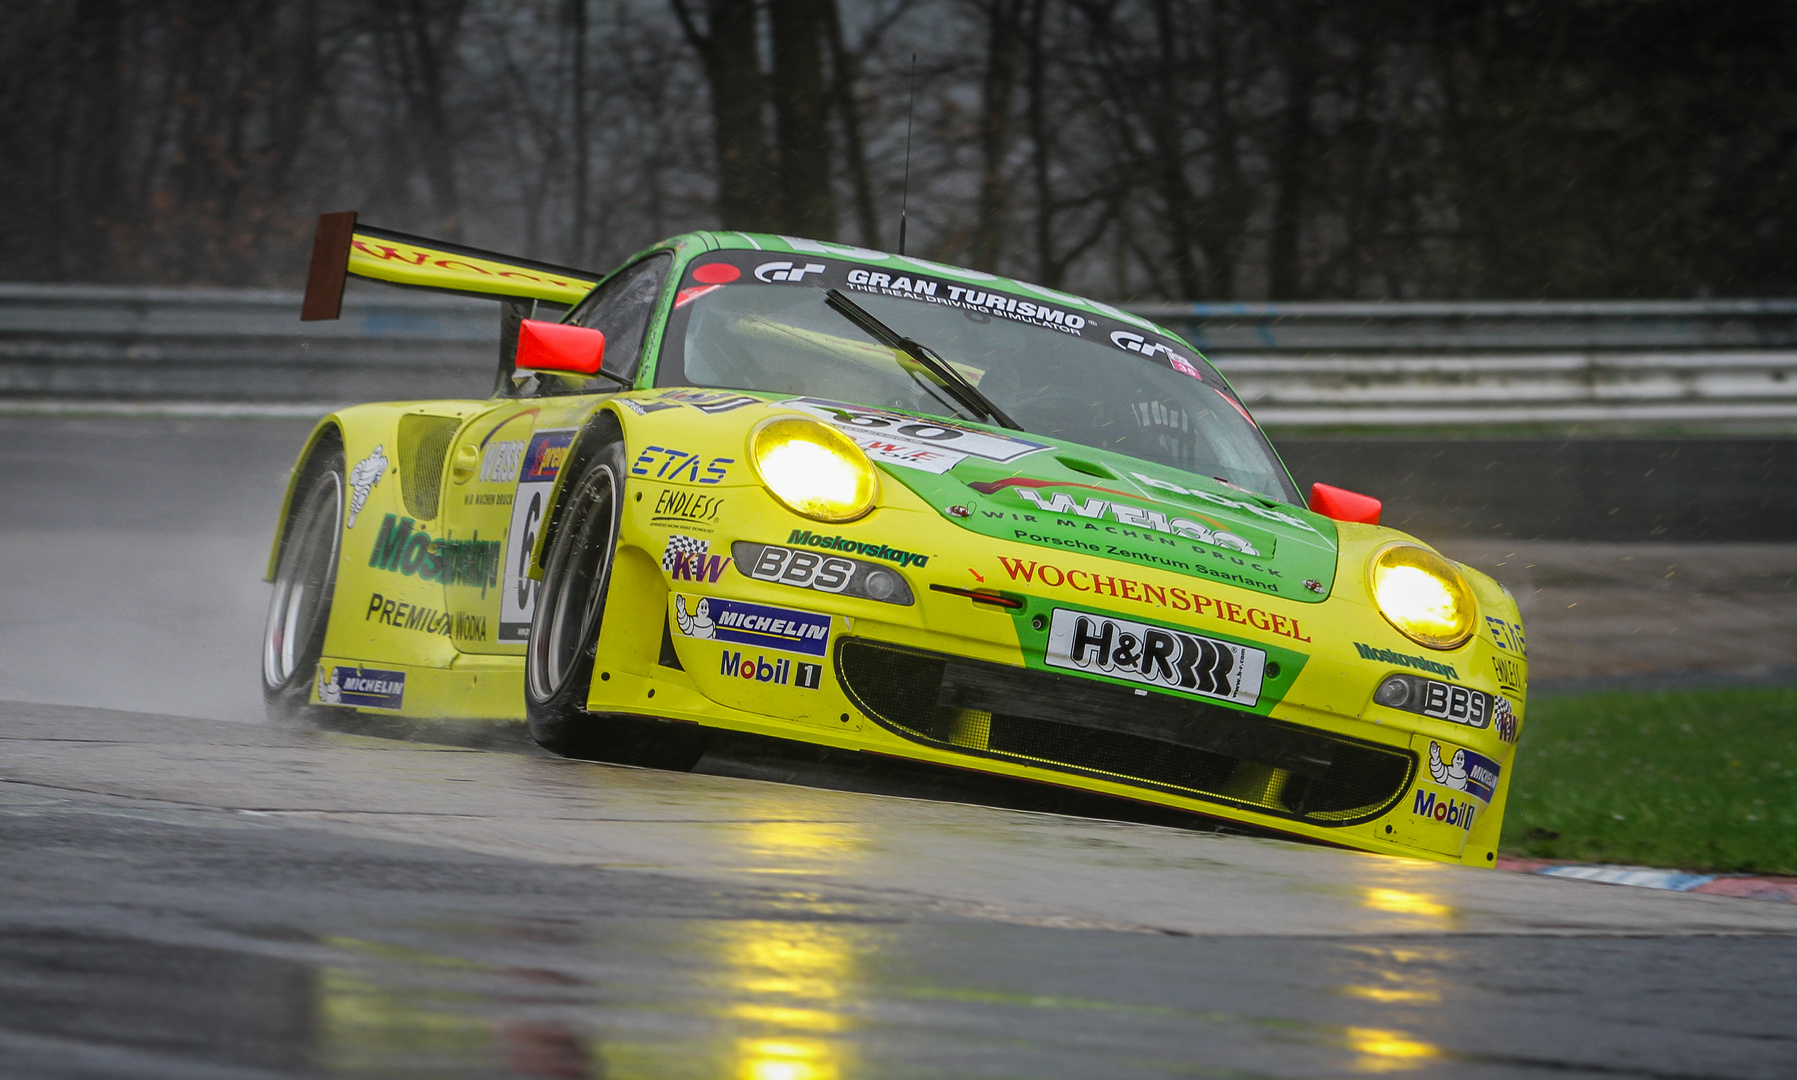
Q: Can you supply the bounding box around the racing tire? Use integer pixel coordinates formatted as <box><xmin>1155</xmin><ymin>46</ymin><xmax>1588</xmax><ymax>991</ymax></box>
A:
<box><xmin>262</xmin><ymin>443</ymin><xmax>344</xmax><ymax>723</ymax></box>
<box><xmin>525</xmin><ymin>435</ymin><xmax>711</xmax><ymax>769</ymax></box>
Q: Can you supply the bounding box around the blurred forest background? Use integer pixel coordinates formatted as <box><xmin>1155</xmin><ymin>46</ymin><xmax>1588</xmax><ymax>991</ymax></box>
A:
<box><xmin>3</xmin><ymin>0</ymin><xmax>1793</xmax><ymax>301</ymax></box>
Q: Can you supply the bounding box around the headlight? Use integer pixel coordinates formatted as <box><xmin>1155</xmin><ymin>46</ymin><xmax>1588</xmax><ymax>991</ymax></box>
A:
<box><xmin>749</xmin><ymin>417</ymin><xmax>878</xmax><ymax>522</ymax></box>
<box><xmin>1368</xmin><ymin>543</ymin><xmax>1476</xmax><ymax>649</ymax></box>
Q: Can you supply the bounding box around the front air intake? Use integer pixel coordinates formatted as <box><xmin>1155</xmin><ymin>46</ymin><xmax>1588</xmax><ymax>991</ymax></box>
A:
<box><xmin>836</xmin><ymin>640</ymin><xmax>1413</xmax><ymax>825</ymax></box>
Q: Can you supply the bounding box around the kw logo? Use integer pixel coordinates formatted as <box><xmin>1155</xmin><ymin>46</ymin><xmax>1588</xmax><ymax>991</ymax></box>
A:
<box><xmin>670</xmin><ymin>554</ymin><xmax>732</xmax><ymax>583</ymax></box>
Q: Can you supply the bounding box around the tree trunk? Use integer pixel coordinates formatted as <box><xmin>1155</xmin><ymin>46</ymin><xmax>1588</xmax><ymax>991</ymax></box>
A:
<box><xmin>972</xmin><ymin>0</ymin><xmax>1026</xmax><ymax>272</ymax></box>
<box><xmin>825</xmin><ymin>0</ymin><xmax>880</xmax><ymax>248</ymax></box>
<box><xmin>566</xmin><ymin>0</ymin><xmax>590</xmax><ymax>265</ymax></box>
<box><xmin>670</xmin><ymin>0</ymin><xmax>775</xmax><ymax>232</ymax></box>
<box><xmin>770</xmin><ymin>0</ymin><xmax>835</xmax><ymax>239</ymax></box>
<box><xmin>1268</xmin><ymin>0</ymin><xmax>1316</xmax><ymax>300</ymax></box>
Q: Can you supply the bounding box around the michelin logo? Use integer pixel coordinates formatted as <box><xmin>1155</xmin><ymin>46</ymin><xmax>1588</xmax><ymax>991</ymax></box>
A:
<box><xmin>346</xmin><ymin>445</ymin><xmax>389</xmax><ymax>528</ymax></box>
<box><xmin>1427</xmin><ymin>741</ymin><xmax>1500</xmax><ymax>805</ymax></box>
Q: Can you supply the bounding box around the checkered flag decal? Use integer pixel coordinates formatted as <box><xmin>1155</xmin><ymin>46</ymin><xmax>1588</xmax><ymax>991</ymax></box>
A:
<box><xmin>661</xmin><ymin>533</ymin><xmax>709</xmax><ymax>572</ymax></box>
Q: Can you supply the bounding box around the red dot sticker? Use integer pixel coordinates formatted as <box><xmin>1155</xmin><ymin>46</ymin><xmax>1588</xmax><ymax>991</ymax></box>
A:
<box><xmin>692</xmin><ymin>263</ymin><xmax>741</xmax><ymax>284</ymax></box>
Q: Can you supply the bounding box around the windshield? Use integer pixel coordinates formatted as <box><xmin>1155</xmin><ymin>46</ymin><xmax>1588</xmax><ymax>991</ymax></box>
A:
<box><xmin>655</xmin><ymin>254</ymin><xmax>1298</xmax><ymax>502</ymax></box>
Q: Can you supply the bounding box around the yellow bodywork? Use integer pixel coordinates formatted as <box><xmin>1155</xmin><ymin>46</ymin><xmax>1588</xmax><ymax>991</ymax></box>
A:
<box><xmin>271</xmin><ymin>390</ymin><xmax>1527</xmax><ymax>867</ymax></box>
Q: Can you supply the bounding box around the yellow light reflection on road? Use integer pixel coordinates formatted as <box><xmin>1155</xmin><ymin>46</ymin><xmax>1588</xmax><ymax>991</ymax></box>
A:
<box><xmin>1345</xmin><ymin>1027</ymin><xmax>1443</xmax><ymax>1072</ymax></box>
<box><xmin>1362</xmin><ymin>888</ymin><xmax>1454</xmax><ymax>921</ymax></box>
<box><xmin>736</xmin><ymin>820</ymin><xmax>868</xmax><ymax>877</ymax></box>
<box><xmin>736</xmin><ymin>1036</ymin><xmax>839</xmax><ymax>1080</ymax></box>
<box><xmin>712</xmin><ymin>921</ymin><xmax>860</xmax><ymax>1080</ymax></box>
<box><xmin>1342</xmin><ymin>985</ymin><xmax>1441</xmax><ymax>1004</ymax></box>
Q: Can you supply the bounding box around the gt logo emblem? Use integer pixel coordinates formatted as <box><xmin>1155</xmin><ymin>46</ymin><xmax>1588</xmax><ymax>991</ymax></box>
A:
<box><xmin>754</xmin><ymin>260</ymin><xmax>826</xmax><ymax>283</ymax></box>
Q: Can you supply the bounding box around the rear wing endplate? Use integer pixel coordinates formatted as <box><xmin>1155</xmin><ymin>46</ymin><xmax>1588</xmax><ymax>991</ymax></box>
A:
<box><xmin>300</xmin><ymin>211</ymin><xmax>599</xmax><ymax>320</ymax></box>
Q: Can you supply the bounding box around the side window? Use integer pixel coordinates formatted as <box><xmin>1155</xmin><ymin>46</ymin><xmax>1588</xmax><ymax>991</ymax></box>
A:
<box><xmin>567</xmin><ymin>252</ymin><xmax>672</xmax><ymax>382</ymax></box>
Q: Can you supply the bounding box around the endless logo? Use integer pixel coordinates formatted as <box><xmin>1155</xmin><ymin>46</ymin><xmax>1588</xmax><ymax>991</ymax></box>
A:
<box><xmin>368</xmin><ymin>515</ymin><xmax>501</xmax><ymax>595</ymax></box>
<box><xmin>1044</xmin><ymin>608</ymin><xmax>1265</xmax><ymax>706</ymax></box>
<box><xmin>720</xmin><ymin>650</ymin><xmax>823</xmax><ymax>690</ymax></box>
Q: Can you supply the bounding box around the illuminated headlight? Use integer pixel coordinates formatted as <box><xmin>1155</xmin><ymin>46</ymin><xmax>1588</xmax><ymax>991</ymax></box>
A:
<box><xmin>749</xmin><ymin>417</ymin><xmax>878</xmax><ymax>523</ymax></box>
<box><xmin>1368</xmin><ymin>543</ymin><xmax>1476</xmax><ymax>649</ymax></box>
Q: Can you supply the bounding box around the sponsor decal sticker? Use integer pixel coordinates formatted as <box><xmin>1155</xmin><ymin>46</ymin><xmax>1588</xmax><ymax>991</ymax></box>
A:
<box><xmin>478</xmin><ymin>439</ymin><xmax>527</xmax><ymax>483</ymax></box>
<box><xmin>719</xmin><ymin>649</ymin><xmax>824</xmax><ymax>690</ymax></box>
<box><xmin>785</xmin><ymin>529</ymin><xmax>928</xmax><ymax>568</ymax></box>
<box><xmin>673</xmin><ymin>595</ymin><xmax>831</xmax><ymax>656</ymax></box>
<box><xmin>1490</xmin><ymin>654</ymin><xmax>1525</xmax><ymax>694</ymax></box>
<box><xmin>735</xmin><ymin>542</ymin><xmax>914</xmax><ymax>604</ymax></box>
<box><xmin>999</xmin><ymin>558</ymin><xmax>1311</xmax><ymax>641</ymax></box>
<box><xmin>345</xmin><ymin>445</ymin><xmax>389</xmax><ymax>528</ymax></box>
<box><xmin>1373</xmin><ymin>673</ymin><xmax>1493</xmax><ymax>729</ymax></box>
<box><xmin>1485</xmin><ymin>616</ymin><xmax>1527</xmax><ymax>657</ymax></box>
<box><xmin>650</xmin><ymin>487</ymin><xmax>724</xmax><ymax>531</ymax></box>
<box><xmin>500</xmin><ymin>428</ymin><xmax>577</xmax><ymax>642</ymax></box>
<box><xmin>629</xmin><ymin>445</ymin><xmax>734</xmax><ymax>484</ymax></box>
<box><xmin>754</xmin><ymin>260</ymin><xmax>827</xmax><ymax>283</ymax></box>
<box><xmin>1128</xmin><ymin>472</ymin><xmax>1318</xmax><ymax>534</ymax></box>
<box><xmin>1354</xmin><ymin>642</ymin><xmax>1459</xmax><ymax>681</ymax></box>
<box><xmin>1427</xmin><ymin>741</ymin><xmax>1501</xmax><ymax>805</ymax></box>
<box><xmin>1044</xmin><ymin>608</ymin><xmax>1266</xmax><ymax>706</ymax></box>
<box><xmin>364</xmin><ymin>592</ymin><xmax>486</xmax><ymax>642</ymax></box>
<box><xmin>656</xmin><ymin>388</ymin><xmax>762</xmax><ymax>414</ymax></box>
<box><xmin>663</xmin><ymin>534</ymin><xmax>732</xmax><ymax>583</ymax></box>
<box><xmin>318</xmin><ymin>665</ymin><xmax>405</xmax><ymax>710</ymax></box>
<box><xmin>367</xmin><ymin>515</ymin><xmax>502</xmax><ymax>593</ymax></box>
<box><xmin>985</xmin><ymin>482</ymin><xmax>1263</xmax><ymax>558</ymax></box>
<box><xmin>844</xmin><ymin>267</ymin><xmax>1089</xmax><ymax>335</ymax></box>
<box><xmin>1491</xmin><ymin>696</ymin><xmax>1518</xmax><ymax>743</ymax></box>
<box><xmin>617</xmin><ymin>398</ymin><xmax>682</xmax><ymax>416</ymax></box>
<box><xmin>1410</xmin><ymin>785</ymin><xmax>1477</xmax><ymax>832</ymax></box>
<box><xmin>783</xmin><ymin>398</ymin><xmax>1047</xmax><ymax>474</ymax></box>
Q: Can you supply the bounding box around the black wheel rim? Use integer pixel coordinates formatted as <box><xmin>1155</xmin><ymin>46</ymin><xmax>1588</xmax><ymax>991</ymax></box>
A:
<box><xmin>527</xmin><ymin>462</ymin><xmax>617</xmax><ymax>702</ymax></box>
<box><xmin>263</xmin><ymin>471</ymin><xmax>342</xmax><ymax>689</ymax></box>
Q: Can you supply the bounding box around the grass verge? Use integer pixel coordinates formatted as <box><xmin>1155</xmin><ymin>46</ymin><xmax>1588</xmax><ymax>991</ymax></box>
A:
<box><xmin>1501</xmin><ymin>685</ymin><xmax>1797</xmax><ymax>875</ymax></box>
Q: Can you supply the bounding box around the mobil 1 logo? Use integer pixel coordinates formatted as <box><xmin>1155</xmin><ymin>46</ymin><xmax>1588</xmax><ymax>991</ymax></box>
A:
<box><xmin>499</xmin><ymin>428</ymin><xmax>576</xmax><ymax>642</ymax></box>
<box><xmin>1044</xmin><ymin>608</ymin><xmax>1265</xmax><ymax>706</ymax></box>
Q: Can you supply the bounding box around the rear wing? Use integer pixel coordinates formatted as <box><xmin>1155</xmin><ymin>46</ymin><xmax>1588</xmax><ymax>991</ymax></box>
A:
<box><xmin>300</xmin><ymin>211</ymin><xmax>599</xmax><ymax>320</ymax></box>
<box><xmin>300</xmin><ymin>211</ymin><xmax>601</xmax><ymax>394</ymax></box>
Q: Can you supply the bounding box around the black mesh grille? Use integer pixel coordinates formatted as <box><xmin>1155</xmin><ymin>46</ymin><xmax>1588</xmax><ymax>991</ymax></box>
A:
<box><xmin>837</xmin><ymin>640</ymin><xmax>1413</xmax><ymax>826</ymax></box>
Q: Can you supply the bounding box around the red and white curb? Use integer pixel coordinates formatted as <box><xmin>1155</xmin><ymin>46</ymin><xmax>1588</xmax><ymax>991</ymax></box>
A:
<box><xmin>1498</xmin><ymin>857</ymin><xmax>1797</xmax><ymax>902</ymax></box>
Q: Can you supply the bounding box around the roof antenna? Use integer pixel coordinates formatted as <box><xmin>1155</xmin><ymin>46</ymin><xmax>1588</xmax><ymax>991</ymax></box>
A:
<box><xmin>899</xmin><ymin>54</ymin><xmax>916</xmax><ymax>256</ymax></box>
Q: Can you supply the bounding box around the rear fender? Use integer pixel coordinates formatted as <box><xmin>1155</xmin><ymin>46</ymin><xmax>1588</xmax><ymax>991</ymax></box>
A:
<box><xmin>265</xmin><ymin>417</ymin><xmax>345</xmax><ymax>582</ymax></box>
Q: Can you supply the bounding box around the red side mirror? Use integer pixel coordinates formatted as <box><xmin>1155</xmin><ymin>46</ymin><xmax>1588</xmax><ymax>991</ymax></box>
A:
<box><xmin>1309</xmin><ymin>482</ymin><xmax>1382</xmax><ymax>525</ymax></box>
<box><xmin>515</xmin><ymin>319</ymin><xmax>606</xmax><ymax>375</ymax></box>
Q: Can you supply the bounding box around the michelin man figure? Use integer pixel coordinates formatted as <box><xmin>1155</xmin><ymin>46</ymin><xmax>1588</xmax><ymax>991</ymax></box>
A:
<box><xmin>346</xmin><ymin>444</ymin><xmax>389</xmax><ymax>528</ymax></box>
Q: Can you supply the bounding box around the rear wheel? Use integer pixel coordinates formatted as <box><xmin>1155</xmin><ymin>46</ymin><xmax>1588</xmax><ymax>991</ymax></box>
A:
<box><xmin>525</xmin><ymin>435</ymin><xmax>710</xmax><ymax>769</ymax></box>
<box><xmin>263</xmin><ymin>445</ymin><xmax>344</xmax><ymax>722</ymax></box>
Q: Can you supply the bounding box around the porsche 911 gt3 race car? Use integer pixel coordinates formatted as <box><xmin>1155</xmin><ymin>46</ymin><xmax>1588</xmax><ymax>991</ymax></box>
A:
<box><xmin>266</xmin><ymin>213</ymin><xmax>1527</xmax><ymax>866</ymax></box>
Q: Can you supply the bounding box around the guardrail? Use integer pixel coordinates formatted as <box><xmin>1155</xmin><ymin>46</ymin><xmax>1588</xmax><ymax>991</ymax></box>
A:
<box><xmin>2</xmin><ymin>286</ymin><xmax>1794</xmax><ymax>427</ymax></box>
<box><xmin>1136</xmin><ymin>300</ymin><xmax>1797</xmax><ymax>426</ymax></box>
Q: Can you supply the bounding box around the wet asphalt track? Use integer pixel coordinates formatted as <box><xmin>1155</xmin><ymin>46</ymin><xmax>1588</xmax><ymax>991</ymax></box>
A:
<box><xmin>3</xmin><ymin>415</ymin><xmax>1797</xmax><ymax>1078</ymax></box>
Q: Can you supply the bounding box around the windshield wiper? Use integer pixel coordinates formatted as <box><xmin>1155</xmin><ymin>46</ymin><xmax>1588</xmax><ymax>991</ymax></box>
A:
<box><xmin>824</xmin><ymin>288</ymin><xmax>1022</xmax><ymax>430</ymax></box>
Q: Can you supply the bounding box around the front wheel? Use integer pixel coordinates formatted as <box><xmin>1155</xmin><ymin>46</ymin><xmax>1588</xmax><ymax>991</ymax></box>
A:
<box><xmin>525</xmin><ymin>435</ymin><xmax>710</xmax><ymax>769</ymax></box>
<box><xmin>263</xmin><ymin>445</ymin><xmax>344</xmax><ymax>722</ymax></box>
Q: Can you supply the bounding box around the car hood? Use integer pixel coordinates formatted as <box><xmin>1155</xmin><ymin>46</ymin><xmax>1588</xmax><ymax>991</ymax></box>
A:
<box><xmin>778</xmin><ymin>397</ymin><xmax>1339</xmax><ymax>603</ymax></box>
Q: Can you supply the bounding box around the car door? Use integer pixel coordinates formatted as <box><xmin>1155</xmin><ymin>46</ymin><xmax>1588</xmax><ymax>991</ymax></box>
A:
<box><xmin>440</xmin><ymin>253</ymin><xmax>674</xmax><ymax>654</ymax></box>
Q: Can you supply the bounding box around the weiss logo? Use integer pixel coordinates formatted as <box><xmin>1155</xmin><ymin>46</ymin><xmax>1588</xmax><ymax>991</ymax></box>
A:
<box><xmin>1015</xmin><ymin>487</ymin><xmax>1261</xmax><ymax>556</ymax></box>
<box><xmin>1111</xmin><ymin>331</ymin><xmax>1203</xmax><ymax>378</ymax></box>
<box><xmin>754</xmin><ymin>260</ymin><xmax>827</xmax><ymax>283</ymax></box>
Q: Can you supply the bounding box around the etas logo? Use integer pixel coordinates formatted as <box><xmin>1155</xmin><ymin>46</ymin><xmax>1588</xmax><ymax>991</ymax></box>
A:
<box><xmin>754</xmin><ymin>260</ymin><xmax>826</xmax><ymax>283</ymax></box>
<box><xmin>720</xmin><ymin>650</ymin><xmax>823</xmax><ymax>690</ymax></box>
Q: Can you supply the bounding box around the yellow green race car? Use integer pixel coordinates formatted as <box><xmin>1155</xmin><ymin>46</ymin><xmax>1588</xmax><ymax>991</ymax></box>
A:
<box><xmin>265</xmin><ymin>216</ymin><xmax>1527</xmax><ymax>866</ymax></box>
